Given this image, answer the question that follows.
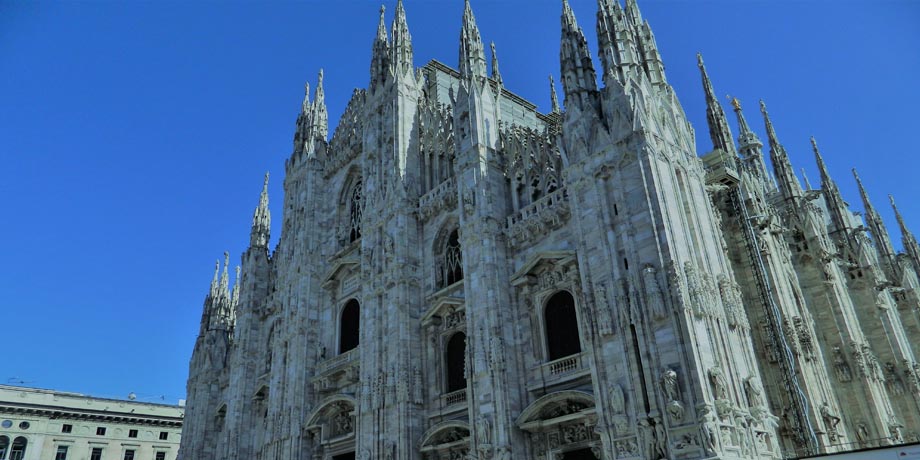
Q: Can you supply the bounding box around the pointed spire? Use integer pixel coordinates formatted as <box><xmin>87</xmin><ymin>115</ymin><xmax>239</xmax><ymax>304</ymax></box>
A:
<box><xmin>550</xmin><ymin>75</ymin><xmax>561</xmax><ymax>113</ymax></box>
<box><xmin>210</xmin><ymin>260</ymin><xmax>220</xmax><ymax>298</ymax></box>
<box><xmin>220</xmin><ymin>251</ymin><xmax>230</xmax><ymax>298</ymax></box>
<box><xmin>231</xmin><ymin>265</ymin><xmax>241</xmax><ymax>310</ymax></box>
<box><xmin>891</xmin><ymin>195</ymin><xmax>920</xmax><ymax>277</ymax></box>
<box><xmin>697</xmin><ymin>53</ymin><xmax>735</xmax><ymax>154</ymax></box>
<box><xmin>459</xmin><ymin>0</ymin><xmax>487</xmax><ymax>80</ymax></box>
<box><xmin>596</xmin><ymin>0</ymin><xmax>640</xmax><ymax>87</ymax></box>
<box><xmin>759</xmin><ymin>100</ymin><xmax>802</xmax><ymax>199</ymax></box>
<box><xmin>312</xmin><ymin>69</ymin><xmax>328</xmax><ymax>141</ymax></box>
<box><xmin>731</xmin><ymin>98</ymin><xmax>761</xmax><ymax>151</ymax></box>
<box><xmin>624</xmin><ymin>0</ymin><xmax>642</xmax><ymax>25</ymax></box>
<box><xmin>390</xmin><ymin>0</ymin><xmax>413</xmax><ymax>75</ymax></box>
<box><xmin>560</xmin><ymin>0</ymin><xmax>598</xmax><ymax>109</ymax></box>
<box><xmin>490</xmin><ymin>42</ymin><xmax>502</xmax><ymax>85</ymax></box>
<box><xmin>730</xmin><ymin>97</ymin><xmax>771</xmax><ymax>187</ymax></box>
<box><xmin>370</xmin><ymin>5</ymin><xmax>390</xmax><ymax>88</ymax></box>
<box><xmin>301</xmin><ymin>82</ymin><xmax>310</xmax><ymax>113</ymax></box>
<box><xmin>250</xmin><ymin>172</ymin><xmax>271</xmax><ymax>249</ymax></box>
<box><xmin>853</xmin><ymin>169</ymin><xmax>897</xmax><ymax>269</ymax></box>
<box><xmin>811</xmin><ymin>136</ymin><xmax>853</xmax><ymax>233</ymax></box>
<box><xmin>801</xmin><ymin>168</ymin><xmax>812</xmax><ymax>191</ymax></box>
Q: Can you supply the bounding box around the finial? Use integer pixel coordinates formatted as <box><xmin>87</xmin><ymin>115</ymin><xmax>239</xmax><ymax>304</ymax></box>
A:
<box><xmin>377</xmin><ymin>5</ymin><xmax>388</xmax><ymax>41</ymax></box>
<box><xmin>223</xmin><ymin>252</ymin><xmax>230</xmax><ymax>271</ymax></box>
<box><xmin>810</xmin><ymin>136</ymin><xmax>819</xmax><ymax>154</ymax></box>
<box><xmin>550</xmin><ymin>75</ymin><xmax>559</xmax><ymax>111</ymax></box>
<box><xmin>318</xmin><ymin>68</ymin><xmax>324</xmax><ymax>87</ymax></box>
<box><xmin>696</xmin><ymin>52</ymin><xmax>704</xmax><ymax>68</ymax></box>
<box><xmin>490</xmin><ymin>41</ymin><xmax>503</xmax><ymax>84</ymax></box>
<box><xmin>301</xmin><ymin>82</ymin><xmax>310</xmax><ymax>112</ymax></box>
<box><xmin>263</xmin><ymin>171</ymin><xmax>270</xmax><ymax>189</ymax></box>
<box><xmin>802</xmin><ymin>168</ymin><xmax>812</xmax><ymax>190</ymax></box>
<box><xmin>730</xmin><ymin>96</ymin><xmax>741</xmax><ymax>112</ymax></box>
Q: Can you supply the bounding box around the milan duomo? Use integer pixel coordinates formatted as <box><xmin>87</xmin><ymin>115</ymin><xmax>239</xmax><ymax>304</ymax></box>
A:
<box><xmin>179</xmin><ymin>1</ymin><xmax>920</xmax><ymax>459</ymax></box>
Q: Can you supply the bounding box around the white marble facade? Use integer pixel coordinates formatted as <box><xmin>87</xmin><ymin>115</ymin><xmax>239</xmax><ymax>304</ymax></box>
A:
<box><xmin>179</xmin><ymin>1</ymin><xmax>920</xmax><ymax>459</ymax></box>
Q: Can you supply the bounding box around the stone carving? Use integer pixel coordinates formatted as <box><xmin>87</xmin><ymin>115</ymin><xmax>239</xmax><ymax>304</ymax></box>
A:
<box><xmin>476</xmin><ymin>416</ymin><xmax>492</xmax><ymax>448</ymax></box>
<box><xmin>660</xmin><ymin>368</ymin><xmax>679</xmax><ymax>403</ymax></box>
<box><xmin>792</xmin><ymin>316</ymin><xmax>815</xmax><ymax>360</ymax></box>
<box><xmin>855</xmin><ymin>422</ymin><xmax>870</xmax><ymax>446</ymax></box>
<box><xmin>886</xmin><ymin>362</ymin><xmax>906</xmax><ymax>395</ymax></box>
<box><xmin>685</xmin><ymin>262</ymin><xmax>706</xmax><ymax>317</ymax></box>
<box><xmin>744</xmin><ymin>377</ymin><xmax>766</xmax><ymax>410</ymax></box>
<box><xmin>505</xmin><ymin>187</ymin><xmax>570</xmax><ymax>248</ymax></box>
<box><xmin>667</xmin><ymin>401</ymin><xmax>685</xmax><ymax>423</ymax></box>
<box><xmin>642</xmin><ymin>265</ymin><xmax>668</xmax><ymax>320</ymax></box>
<box><xmin>708</xmin><ymin>367</ymin><xmax>729</xmax><ymax>401</ymax></box>
<box><xmin>594</xmin><ymin>284</ymin><xmax>614</xmax><ymax>336</ymax></box>
<box><xmin>833</xmin><ymin>345</ymin><xmax>853</xmax><ymax>382</ymax></box>
<box><xmin>889</xmin><ymin>417</ymin><xmax>904</xmax><ymax>443</ymax></box>
<box><xmin>615</xmin><ymin>438</ymin><xmax>638</xmax><ymax>458</ymax></box>
<box><xmin>819</xmin><ymin>402</ymin><xmax>841</xmax><ymax>443</ymax></box>
<box><xmin>699</xmin><ymin>408</ymin><xmax>719</xmax><ymax>454</ymax></box>
<box><xmin>610</xmin><ymin>383</ymin><xmax>626</xmax><ymax>415</ymax></box>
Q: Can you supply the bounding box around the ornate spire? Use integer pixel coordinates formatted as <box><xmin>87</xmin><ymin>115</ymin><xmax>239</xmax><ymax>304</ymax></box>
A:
<box><xmin>731</xmin><ymin>98</ymin><xmax>761</xmax><ymax>152</ymax></box>
<box><xmin>459</xmin><ymin>0</ymin><xmax>487</xmax><ymax>80</ymax></box>
<box><xmin>220</xmin><ymin>251</ymin><xmax>230</xmax><ymax>298</ymax></box>
<box><xmin>550</xmin><ymin>75</ymin><xmax>561</xmax><ymax>113</ymax></box>
<box><xmin>210</xmin><ymin>259</ymin><xmax>220</xmax><ymax>298</ymax></box>
<box><xmin>891</xmin><ymin>195</ymin><xmax>920</xmax><ymax>276</ymax></box>
<box><xmin>801</xmin><ymin>168</ymin><xmax>812</xmax><ymax>191</ymax></box>
<box><xmin>390</xmin><ymin>0</ymin><xmax>413</xmax><ymax>75</ymax></box>
<box><xmin>811</xmin><ymin>136</ymin><xmax>853</xmax><ymax>233</ymax></box>
<box><xmin>312</xmin><ymin>69</ymin><xmax>328</xmax><ymax>142</ymax></box>
<box><xmin>759</xmin><ymin>100</ymin><xmax>802</xmax><ymax>199</ymax></box>
<box><xmin>697</xmin><ymin>53</ymin><xmax>734</xmax><ymax>154</ymax></box>
<box><xmin>731</xmin><ymin>98</ymin><xmax>771</xmax><ymax>186</ymax></box>
<box><xmin>490</xmin><ymin>41</ymin><xmax>502</xmax><ymax>85</ymax></box>
<box><xmin>853</xmin><ymin>169</ymin><xmax>897</xmax><ymax>269</ymax></box>
<box><xmin>596</xmin><ymin>0</ymin><xmax>639</xmax><ymax>87</ymax></box>
<box><xmin>250</xmin><ymin>172</ymin><xmax>271</xmax><ymax>249</ymax></box>
<box><xmin>301</xmin><ymin>82</ymin><xmax>310</xmax><ymax>113</ymax></box>
<box><xmin>560</xmin><ymin>0</ymin><xmax>598</xmax><ymax>109</ymax></box>
<box><xmin>231</xmin><ymin>265</ymin><xmax>241</xmax><ymax>311</ymax></box>
<box><xmin>370</xmin><ymin>5</ymin><xmax>390</xmax><ymax>88</ymax></box>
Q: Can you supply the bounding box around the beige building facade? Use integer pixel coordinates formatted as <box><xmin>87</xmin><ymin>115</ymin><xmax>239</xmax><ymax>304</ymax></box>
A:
<box><xmin>180</xmin><ymin>1</ymin><xmax>920</xmax><ymax>459</ymax></box>
<box><xmin>0</xmin><ymin>385</ymin><xmax>183</xmax><ymax>460</ymax></box>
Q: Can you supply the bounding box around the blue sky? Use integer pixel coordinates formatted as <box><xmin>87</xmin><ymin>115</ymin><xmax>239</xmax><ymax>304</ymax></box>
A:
<box><xmin>1</xmin><ymin>0</ymin><xmax>917</xmax><ymax>403</ymax></box>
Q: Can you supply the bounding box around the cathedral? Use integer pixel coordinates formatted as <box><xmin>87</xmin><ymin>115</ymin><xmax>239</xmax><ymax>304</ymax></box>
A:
<box><xmin>179</xmin><ymin>1</ymin><xmax>920</xmax><ymax>459</ymax></box>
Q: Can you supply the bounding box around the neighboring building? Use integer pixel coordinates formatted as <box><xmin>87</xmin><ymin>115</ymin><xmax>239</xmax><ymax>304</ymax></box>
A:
<box><xmin>0</xmin><ymin>385</ymin><xmax>183</xmax><ymax>460</ymax></box>
<box><xmin>180</xmin><ymin>1</ymin><xmax>920</xmax><ymax>459</ymax></box>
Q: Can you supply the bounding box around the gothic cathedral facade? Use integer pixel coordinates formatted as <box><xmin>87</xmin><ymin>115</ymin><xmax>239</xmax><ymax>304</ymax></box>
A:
<box><xmin>180</xmin><ymin>1</ymin><xmax>920</xmax><ymax>459</ymax></box>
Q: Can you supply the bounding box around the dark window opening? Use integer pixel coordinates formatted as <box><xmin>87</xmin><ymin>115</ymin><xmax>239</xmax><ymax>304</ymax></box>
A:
<box><xmin>90</xmin><ymin>448</ymin><xmax>103</xmax><ymax>460</ymax></box>
<box><xmin>561</xmin><ymin>448</ymin><xmax>599</xmax><ymax>460</ymax></box>
<box><xmin>349</xmin><ymin>181</ymin><xmax>363</xmax><ymax>243</ymax></box>
<box><xmin>9</xmin><ymin>437</ymin><xmax>27</xmax><ymax>460</ymax></box>
<box><xmin>339</xmin><ymin>300</ymin><xmax>360</xmax><ymax>354</ymax></box>
<box><xmin>159</xmin><ymin>431</ymin><xmax>168</xmax><ymax>440</ymax></box>
<box><xmin>61</xmin><ymin>424</ymin><xmax>72</xmax><ymax>433</ymax></box>
<box><xmin>445</xmin><ymin>332</ymin><xmax>467</xmax><ymax>393</ymax></box>
<box><xmin>0</xmin><ymin>436</ymin><xmax>8</xmax><ymax>460</ymax></box>
<box><xmin>445</xmin><ymin>229</ymin><xmax>463</xmax><ymax>286</ymax></box>
<box><xmin>124</xmin><ymin>449</ymin><xmax>135</xmax><ymax>460</ymax></box>
<box><xmin>128</xmin><ymin>429</ymin><xmax>138</xmax><ymax>438</ymax></box>
<box><xmin>55</xmin><ymin>446</ymin><xmax>69</xmax><ymax>460</ymax></box>
<box><xmin>544</xmin><ymin>291</ymin><xmax>582</xmax><ymax>361</ymax></box>
<box><xmin>96</xmin><ymin>427</ymin><xmax>106</xmax><ymax>436</ymax></box>
<box><xmin>332</xmin><ymin>452</ymin><xmax>356</xmax><ymax>460</ymax></box>
<box><xmin>156</xmin><ymin>453</ymin><xmax>166</xmax><ymax>460</ymax></box>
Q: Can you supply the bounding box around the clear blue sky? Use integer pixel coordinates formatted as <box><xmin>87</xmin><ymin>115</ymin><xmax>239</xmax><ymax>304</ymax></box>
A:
<box><xmin>1</xmin><ymin>0</ymin><xmax>918</xmax><ymax>404</ymax></box>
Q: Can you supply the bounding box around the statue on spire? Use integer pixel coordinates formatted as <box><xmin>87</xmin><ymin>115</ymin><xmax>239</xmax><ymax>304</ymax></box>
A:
<box><xmin>250</xmin><ymin>173</ymin><xmax>271</xmax><ymax>249</ymax></box>
<box><xmin>490</xmin><ymin>41</ymin><xmax>502</xmax><ymax>85</ymax></box>
<box><xmin>550</xmin><ymin>75</ymin><xmax>561</xmax><ymax>113</ymax></box>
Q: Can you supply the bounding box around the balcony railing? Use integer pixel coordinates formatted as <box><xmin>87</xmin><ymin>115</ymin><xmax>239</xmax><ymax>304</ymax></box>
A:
<box><xmin>547</xmin><ymin>354</ymin><xmax>582</xmax><ymax>376</ymax></box>
<box><xmin>442</xmin><ymin>389</ymin><xmax>467</xmax><ymax>406</ymax></box>
<box><xmin>506</xmin><ymin>187</ymin><xmax>570</xmax><ymax>248</ymax></box>
<box><xmin>418</xmin><ymin>177</ymin><xmax>457</xmax><ymax>222</ymax></box>
<box><xmin>318</xmin><ymin>348</ymin><xmax>358</xmax><ymax>374</ymax></box>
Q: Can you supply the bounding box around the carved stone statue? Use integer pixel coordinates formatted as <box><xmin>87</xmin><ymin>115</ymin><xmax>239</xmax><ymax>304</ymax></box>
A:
<box><xmin>820</xmin><ymin>402</ymin><xmax>841</xmax><ymax>443</ymax></box>
<box><xmin>709</xmin><ymin>367</ymin><xmax>729</xmax><ymax>401</ymax></box>
<box><xmin>744</xmin><ymin>377</ymin><xmax>765</xmax><ymax>409</ymax></box>
<box><xmin>476</xmin><ymin>416</ymin><xmax>492</xmax><ymax>447</ymax></box>
<box><xmin>660</xmin><ymin>368</ymin><xmax>679</xmax><ymax>403</ymax></box>
<box><xmin>833</xmin><ymin>346</ymin><xmax>853</xmax><ymax>382</ymax></box>
<box><xmin>610</xmin><ymin>383</ymin><xmax>625</xmax><ymax>414</ymax></box>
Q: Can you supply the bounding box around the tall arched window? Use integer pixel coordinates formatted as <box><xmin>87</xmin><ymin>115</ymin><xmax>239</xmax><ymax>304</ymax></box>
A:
<box><xmin>445</xmin><ymin>332</ymin><xmax>467</xmax><ymax>392</ymax></box>
<box><xmin>349</xmin><ymin>180</ymin><xmax>363</xmax><ymax>243</ymax></box>
<box><xmin>9</xmin><ymin>437</ymin><xmax>27</xmax><ymax>460</ymax></box>
<box><xmin>339</xmin><ymin>300</ymin><xmax>360</xmax><ymax>353</ymax></box>
<box><xmin>544</xmin><ymin>291</ymin><xmax>582</xmax><ymax>361</ymax></box>
<box><xmin>0</xmin><ymin>436</ymin><xmax>9</xmax><ymax>460</ymax></box>
<box><xmin>444</xmin><ymin>229</ymin><xmax>463</xmax><ymax>287</ymax></box>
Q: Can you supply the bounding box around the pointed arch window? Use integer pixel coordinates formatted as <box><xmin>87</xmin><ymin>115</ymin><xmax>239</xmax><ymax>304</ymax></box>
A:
<box><xmin>349</xmin><ymin>180</ymin><xmax>363</xmax><ymax>243</ymax></box>
<box><xmin>445</xmin><ymin>332</ymin><xmax>467</xmax><ymax>393</ymax></box>
<box><xmin>441</xmin><ymin>229</ymin><xmax>463</xmax><ymax>288</ymax></box>
<box><xmin>339</xmin><ymin>299</ymin><xmax>360</xmax><ymax>354</ymax></box>
<box><xmin>544</xmin><ymin>291</ymin><xmax>582</xmax><ymax>361</ymax></box>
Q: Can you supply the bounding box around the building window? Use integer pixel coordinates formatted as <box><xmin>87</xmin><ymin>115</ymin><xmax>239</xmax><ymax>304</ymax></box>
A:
<box><xmin>436</xmin><ymin>227</ymin><xmax>463</xmax><ymax>289</ymax></box>
<box><xmin>9</xmin><ymin>436</ymin><xmax>27</xmax><ymax>460</ymax></box>
<box><xmin>61</xmin><ymin>424</ymin><xmax>73</xmax><ymax>433</ymax></box>
<box><xmin>0</xmin><ymin>436</ymin><xmax>9</xmax><ymax>460</ymax></box>
<box><xmin>348</xmin><ymin>180</ymin><xmax>363</xmax><ymax>242</ymax></box>
<box><xmin>55</xmin><ymin>446</ymin><xmax>69</xmax><ymax>460</ymax></box>
<box><xmin>156</xmin><ymin>452</ymin><xmax>166</xmax><ymax>460</ymax></box>
<box><xmin>339</xmin><ymin>299</ymin><xmax>360</xmax><ymax>354</ymax></box>
<box><xmin>544</xmin><ymin>290</ymin><xmax>582</xmax><ymax>361</ymax></box>
<box><xmin>90</xmin><ymin>447</ymin><xmax>104</xmax><ymax>460</ymax></box>
<box><xmin>159</xmin><ymin>431</ymin><xmax>169</xmax><ymax>440</ymax></box>
<box><xmin>17</xmin><ymin>421</ymin><xmax>29</xmax><ymax>430</ymax></box>
<box><xmin>128</xmin><ymin>429</ymin><xmax>138</xmax><ymax>438</ymax></box>
<box><xmin>96</xmin><ymin>427</ymin><xmax>106</xmax><ymax>436</ymax></box>
<box><xmin>124</xmin><ymin>449</ymin><xmax>135</xmax><ymax>460</ymax></box>
<box><xmin>445</xmin><ymin>331</ymin><xmax>467</xmax><ymax>393</ymax></box>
